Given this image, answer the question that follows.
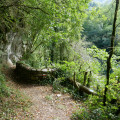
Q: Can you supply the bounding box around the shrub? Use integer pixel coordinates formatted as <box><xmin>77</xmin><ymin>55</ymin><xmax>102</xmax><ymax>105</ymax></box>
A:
<box><xmin>71</xmin><ymin>106</ymin><xmax>119</xmax><ymax>120</ymax></box>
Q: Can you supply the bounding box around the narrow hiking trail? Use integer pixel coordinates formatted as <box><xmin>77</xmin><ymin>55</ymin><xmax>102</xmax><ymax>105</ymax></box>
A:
<box><xmin>19</xmin><ymin>85</ymin><xmax>80</xmax><ymax>120</ymax></box>
<box><xmin>5</xmin><ymin>67</ymin><xmax>82</xmax><ymax>120</ymax></box>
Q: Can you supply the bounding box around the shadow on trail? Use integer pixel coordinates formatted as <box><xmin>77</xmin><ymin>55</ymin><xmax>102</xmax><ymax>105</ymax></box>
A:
<box><xmin>5</xmin><ymin>67</ymin><xmax>53</xmax><ymax>88</ymax></box>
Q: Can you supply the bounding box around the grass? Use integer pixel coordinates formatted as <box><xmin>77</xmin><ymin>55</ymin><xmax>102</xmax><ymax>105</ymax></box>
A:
<box><xmin>0</xmin><ymin>68</ymin><xmax>33</xmax><ymax>120</ymax></box>
<box><xmin>45</xmin><ymin>95</ymin><xmax>53</xmax><ymax>101</ymax></box>
<box><xmin>0</xmin><ymin>89</ymin><xmax>33</xmax><ymax>120</ymax></box>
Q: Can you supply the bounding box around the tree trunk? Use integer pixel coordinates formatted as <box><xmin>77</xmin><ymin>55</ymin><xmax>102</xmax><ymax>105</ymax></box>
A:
<box><xmin>87</xmin><ymin>71</ymin><xmax>92</xmax><ymax>88</ymax></box>
<box><xmin>50</xmin><ymin>41</ymin><xmax>55</xmax><ymax>62</ymax></box>
<box><xmin>83</xmin><ymin>71</ymin><xmax>88</xmax><ymax>86</ymax></box>
<box><xmin>68</xmin><ymin>78</ymin><xmax>97</xmax><ymax>95</ymax></box>
<box><xmin>103</xmin><ymin>0</ymin><xmax>119</xmax><ymax>106</ymax></box>
<box><xmin>60</xmin><ymin>43</ymin><xmax>63</xmax><ymax>62</ymax></box>
<box><xmin>73</xmin><ymin>72</ymin><xmax>76</xmax><ymax>87</ymax></box>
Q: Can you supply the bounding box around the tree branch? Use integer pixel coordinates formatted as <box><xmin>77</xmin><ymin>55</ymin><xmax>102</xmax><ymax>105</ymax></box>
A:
<box><xmin>0</xmin><ymin>4</ymin><xmax>50</xmax><ymax>15</ymax></box>
<box><xmin>116</xmin><ymin>22</ymin><xmax>120</xmax><ymax>28</ymax></box>
<box><xmin>30</xmin><ymin>41</ymin><xmax>44</xmax><ymax>54</ymax></box>
<box><xmin>104</xmin><ymin>0</ymin><xmax>115</xmax><ymax>14</ymax></box>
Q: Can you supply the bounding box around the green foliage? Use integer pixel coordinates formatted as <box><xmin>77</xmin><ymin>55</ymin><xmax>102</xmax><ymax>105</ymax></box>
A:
<box><xmin>115</xmin><ymin>43</ymin><xmax>120</xmax><ymax>56</ymax></box>
<box><xmin>52</xmin><ymin>62</ymin><xmax>79</xmax><ymax>93</ymax></box>
<box><xmin>71</xmin><ymin>106</ymin><xmax>119</xmax><ymax>120</ymax></box>
<box><xmin>55</xmin><ymin>61</ymin><xmax>77</xmax><ymax>77</ymax></box>
<box><xmin>87</xmin><ymin>45</ymin><xmax>108</xmax><ymax>60</ymax></box>
<box><xmin>87</xmin><ymin>45</ymin><xmax>108</xmax><ymax>74</ymax></box>
<box><xmin>83</xmin><ymin>1</ymin><xmax>117</xmax><ymax>49</ymax></box>
<box><xmin>22</xmin><ymin>0</ymin><xmax>91</xmax><ymax>61</ymax></box>
<box><xmin>71</xmin><ymin>94</ymin><xmax>119</xmax><ymax>120</ymax></box>
<box><xmin>54</xmin><ymin>61</ymin><xmax>85</xmax><ymax>85</ymax></box>
<box><xmin>0</xmin><ymin>70</ymin><xmax>10</xmax><ymax>98</ymax></box>
<box><xmin>1</xmin><ymin>0</ymin><xmax>120</xmax><ymax>119</ymax></box>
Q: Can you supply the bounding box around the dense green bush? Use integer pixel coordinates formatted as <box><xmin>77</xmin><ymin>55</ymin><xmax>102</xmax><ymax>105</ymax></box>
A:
<box><xmin>71</xmin><ymin>106</ymin><xmax>119</xmax><ymax>120</ymax></box>
<box><xmin>71</xmin><ymin>91</ymin><xmax>120</xmax><ymax>120</ymax></box>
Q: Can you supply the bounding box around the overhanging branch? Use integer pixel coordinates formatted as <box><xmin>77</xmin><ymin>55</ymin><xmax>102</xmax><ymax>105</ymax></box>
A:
<box><xmin>0</xmin><ymin>4</ymin><xmax>50</xmax><ymax>15</ymax></box>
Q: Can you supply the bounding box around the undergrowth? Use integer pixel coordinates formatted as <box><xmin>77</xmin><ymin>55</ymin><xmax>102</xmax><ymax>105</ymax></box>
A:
<box><xmin>71</xmin><ymin>106</ymin><xmax>120</xmax><ymax>120</ymax></box>
<box><xmin>71</xmin><ymin>95</ymin><xmax>120</xmax><ymax>120</ymax></box>
<box><xmin>0</xmin><ymin>66</ymin><xmax>33</xmax><ymax>120</ymax></box>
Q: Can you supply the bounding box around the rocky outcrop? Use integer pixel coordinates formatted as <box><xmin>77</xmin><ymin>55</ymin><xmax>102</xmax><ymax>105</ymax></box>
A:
<box><xmin>0</xmin><ymin>32</ymin><xmax>26</xmax><ymax>65</ymax></box>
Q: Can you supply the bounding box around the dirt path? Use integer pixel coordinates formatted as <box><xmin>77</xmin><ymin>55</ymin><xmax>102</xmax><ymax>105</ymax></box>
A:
<box><xmin>5</xmin><ymin>67</ymin><xmax>81</xmax><ymax>120</ymax></box>
<box><xmin>19</xmin><ymin>85</ymin><xmax>80</xmax><ymax>120</ymax></box>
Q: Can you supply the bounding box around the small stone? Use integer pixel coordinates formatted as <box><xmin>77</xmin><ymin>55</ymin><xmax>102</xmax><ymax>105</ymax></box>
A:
<box><xmin>57</xmin><ymin>94</ymin><xmax>61</xmax><ymax>97</ymax></box>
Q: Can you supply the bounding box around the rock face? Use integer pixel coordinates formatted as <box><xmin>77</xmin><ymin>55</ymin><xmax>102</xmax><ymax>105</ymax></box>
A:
<box><xmin>16</xmin><ymin>62</ymin><xmax>56</xmax><ymax>82</ymax></box>
<box><xmin>0</xmin><ymin>32</ymin><xmax>26</xmax><ymax>65</ymax></box>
